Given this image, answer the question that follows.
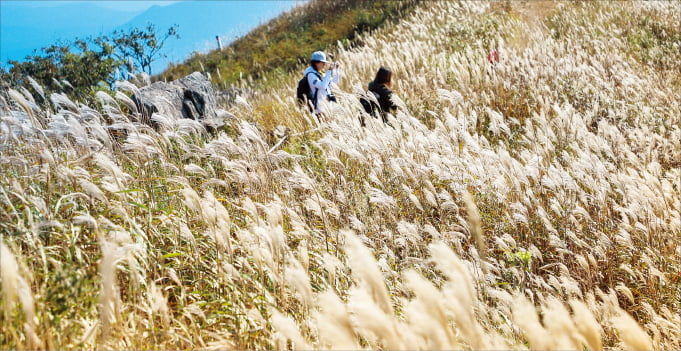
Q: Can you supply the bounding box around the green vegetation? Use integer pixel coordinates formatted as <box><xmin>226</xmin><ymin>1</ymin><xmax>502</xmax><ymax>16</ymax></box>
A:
<box><xmin>160</xmin><ymin>0</ymin><xmax>421</xmax><ymax>87</ymax></box>
<box><xmin>3</xmin><ymin>38</ymin><xmax>120</xmax><ymax>103</ymax></box>
<box><xmin>2</xmin><ymin>24</ymin><xmax>179</xmax><ymax>104</ymax></box>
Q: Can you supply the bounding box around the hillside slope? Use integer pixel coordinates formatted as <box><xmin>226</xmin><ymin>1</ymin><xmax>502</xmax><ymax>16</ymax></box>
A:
<box><xmin>1</xmin><ymin>1</ymin><xmax>679</xmax><ymax>350</ymax></box>
<box><xmin>159</xmin><ymin>0</ymin><xmax>421</xmax><ymax>87</ymax></box>
<box><xmin>119</xmin><ymin>1</ymin><xmax>300</xmax><ymax>74</ymax></box>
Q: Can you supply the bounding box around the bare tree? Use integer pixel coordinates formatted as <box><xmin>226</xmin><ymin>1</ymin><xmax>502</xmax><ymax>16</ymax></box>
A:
<box><xmin>110</xmin><ymin>23</ymin><xmax>180</xmax><ymax>75</ymax></box>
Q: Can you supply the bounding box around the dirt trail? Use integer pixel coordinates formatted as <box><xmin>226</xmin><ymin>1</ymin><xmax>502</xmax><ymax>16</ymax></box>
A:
<box><xmin>489</xmin><ymin>1</ymin><xmax>559</xmax><ymax>50</ymax></box>
<box><xmin>513</xmin><ymin>1</ymin><xmax>558</xmax><ymax>32</ymax></box>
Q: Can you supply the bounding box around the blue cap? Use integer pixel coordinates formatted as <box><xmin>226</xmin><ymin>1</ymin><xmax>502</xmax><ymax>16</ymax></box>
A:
<box><xmin>311</xmin><ymin>51</ymin><xmax>330</xmax><ymax>63</ymax></box>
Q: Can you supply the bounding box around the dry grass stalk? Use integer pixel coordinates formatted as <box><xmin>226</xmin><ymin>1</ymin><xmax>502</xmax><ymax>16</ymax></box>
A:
<box><xmin>1</xmin><ymin>0</ymin><xmax>679</xmax><ymax>349</ymax></box>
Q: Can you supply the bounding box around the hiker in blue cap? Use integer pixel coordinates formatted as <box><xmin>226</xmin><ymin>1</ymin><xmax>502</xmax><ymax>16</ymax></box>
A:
<box><xmin>296</xmin><ymin>51</ymin><xmax>341</xmax><ymax>116</ymax></box>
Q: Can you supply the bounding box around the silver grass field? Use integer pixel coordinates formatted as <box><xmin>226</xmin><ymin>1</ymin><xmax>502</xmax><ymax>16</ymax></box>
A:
<box><xmin>1</xmin><ymin>1</ymin><xmax>679</xmax><ymax>350</ymax></box>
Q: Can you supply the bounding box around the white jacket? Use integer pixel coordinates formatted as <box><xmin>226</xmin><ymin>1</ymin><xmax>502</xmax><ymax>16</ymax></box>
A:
<box><xmin>304</xmin><ymin>66</ymin><xmax>340</xmax><ymax>113</ymax></box>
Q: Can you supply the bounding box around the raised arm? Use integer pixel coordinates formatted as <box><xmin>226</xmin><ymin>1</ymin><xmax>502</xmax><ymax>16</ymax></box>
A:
<box><xmin>331</xmin><ymin>67</ymin><xmax>341</xmax><ymax>85</ymax></box>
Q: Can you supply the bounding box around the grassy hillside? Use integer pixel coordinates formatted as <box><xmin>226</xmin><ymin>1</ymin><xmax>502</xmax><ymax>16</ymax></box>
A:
<box><xmin>1</xmin><ymin>1</ymin><xmax>680</xmax><ymax>350</ymax></box>
<box><xmin>159</xmin><ymin>0</ymin><xmax>421</xmax><ymax>87</ymax></box>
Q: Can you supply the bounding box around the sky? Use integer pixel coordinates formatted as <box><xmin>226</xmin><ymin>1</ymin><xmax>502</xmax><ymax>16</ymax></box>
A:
<box><xmin>0</xmin><ymin>0</ymin><xmax>302</xmax><ymax>74</ymax></box>
<box><xmin>2</xmin><ymin>1</ymin><xmax>178</xmax><ymax>12</ymax></box>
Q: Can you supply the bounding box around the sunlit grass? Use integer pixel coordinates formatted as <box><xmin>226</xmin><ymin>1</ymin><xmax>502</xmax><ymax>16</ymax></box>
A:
<box><xmin>1</xmin><ymin>1</ymin><xmax>679</xmax><ymax>350</ymax></box>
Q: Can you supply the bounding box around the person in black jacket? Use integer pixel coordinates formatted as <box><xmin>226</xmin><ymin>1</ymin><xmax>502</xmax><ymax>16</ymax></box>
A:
<box><xmin>368</xmin><ymin>67</ymin><xmax>398</xmax><ymax>123</ymax></box>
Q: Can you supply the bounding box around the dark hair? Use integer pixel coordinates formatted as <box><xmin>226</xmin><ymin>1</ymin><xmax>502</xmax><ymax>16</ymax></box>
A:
<box><xmin>310</xmin><ymin>60</ymin><xmax>322</xmax><ymax>67</ymax></box>
<box><xmin>374</xmin><ymin>66</ymin><xmax>392</xmax><ymax>85</ymax></box>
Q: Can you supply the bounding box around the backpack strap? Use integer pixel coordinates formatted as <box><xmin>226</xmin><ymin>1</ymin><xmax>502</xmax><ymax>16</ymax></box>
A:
<box><xmin>306</xmin><ymin>71</ymin><xmax>323</xmax><ymax>108</ymax></box>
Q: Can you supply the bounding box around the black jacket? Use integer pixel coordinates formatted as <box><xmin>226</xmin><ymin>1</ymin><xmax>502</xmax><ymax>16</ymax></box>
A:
<box><xmin>368</xmin><ymin>81</ymin><xmax>398</xmax><ymax>114</ymax></box>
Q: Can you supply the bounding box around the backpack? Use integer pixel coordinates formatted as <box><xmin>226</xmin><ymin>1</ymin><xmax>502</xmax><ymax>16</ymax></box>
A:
<box><xmin>359</xmin><ymin>90</ymin><xmax>381</xmax><ymax>118</ymax></box>
<box><xmin>296</xmin><ymin>71</ymin><xmax>322</xmax><ymax>111</ymax></box>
